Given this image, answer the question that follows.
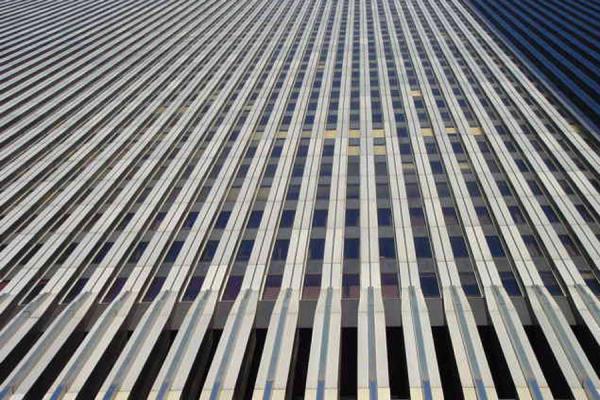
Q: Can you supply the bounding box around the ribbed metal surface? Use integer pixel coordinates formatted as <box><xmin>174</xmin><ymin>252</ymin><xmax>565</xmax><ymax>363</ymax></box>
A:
<box><xmin>0</xmin><ymin>0</ymin><xmax>599</xmax><ymax>398</ymax></box>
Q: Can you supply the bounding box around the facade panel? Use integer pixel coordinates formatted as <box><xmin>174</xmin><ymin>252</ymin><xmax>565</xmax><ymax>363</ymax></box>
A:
<box><xmin>0</xmin><ymin>0</ymin><xmax>599</xmax><ymax>398</ymax></box>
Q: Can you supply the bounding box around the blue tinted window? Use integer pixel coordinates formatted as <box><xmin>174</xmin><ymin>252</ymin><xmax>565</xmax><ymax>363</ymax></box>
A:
<box><xmin>485</xmin><ymin>235</ymin><xmax>505</xmax><ymax>257</ymax></box>
<box><xmin>280</xmin><ymin>210</ymin><xmax>295</xmax><ymax>228</ymax></box>
<box><xmin>542</xmin><ymin>206</ymin><xmax>559</xmax><ymax>223</ymax></box>
<box><xmin>379</xmin><ymin>238</ymin><xmax>396</xmax><ymax>259</ymax></box>
<box><xmin>92</xmin><ymin>242</ymin><xmax>113</xmax><ymax>264</ymax></box>
<box><xmin>143</xmin><ymin>276</ymin><xmax>165</xmax><ymax>302</ymax></box>
<box><xmin>559</xmin><ymin>235</ymin><xmax>579</xmax><ymax>256</ymax></box>
<box><xmin>309</xmin><ymin>239</ymin><xmax>325</xmax><ymax>260</ymax></box>
<box><xmin>263</xmin><ymin>275</ymin><xmax>282</xmax><ymax>300</ymax></box>
<box><xmin>303</xmin><ymin>274</ymin><xmax>321</xmax><ymax>299</ymax></box>
<box><xmin>222</xmin><ymin>276</ymin><xmax>243</xmax><ymax>300</ymax></box>
<box><xmin>200</xmin><ymin>240</ymin><xmax>218</xmax><ymax>262</ymax></box>
<box><xmin>420</xmin><ymin>273</ymin><xmax>440</xmax><ymax>297</ymax></box>
<box><xmin>342</xmin><ymin>274</ymin><xmax>360</xmax><ymax>298</ymax></box>
<box><xmin>475</xmin><ymin>206</ymin><xmax>492</xmax><ymax>225</ymax></box>
<box><xmin>442</xmin><ymin>207</ymin><xmax>458</xmax><ymax>225</ymax></box>
<box><xmin>271</xmin><ymin>239</ymin><xmax>289</xmax><ymax>261</ymax></box>
<box><xmin>459</xmin><ymin>272</ymin><xmax>480</xmax><ymax>297</ymax></box>
<box><xmin>287</xmin><ymin>185</ymin><xmax>300</xmax><ymax>200</ymax></box>
<box><xmin>414</xmin><ymin>237</ymin><xmax>432</xmax><ymax>258</ymax></box>
<box><xmin>183</xmin><ymin>212</ymin><xmax>198</xmax><ymax>229</ymax></box>
<box><xmin>247</xmin><ymin>210</ymin><xmax>263</xmax><ymax>228</ymax></box>
<box><xmin>182</xmin><ymin>276</ymin><xmax>204</xmax><ymax>301</ymax></box>
<box><xmin>64</xmin><ymin>278</ymin><xmax>88</xmax><ymax>304</ymax></box>
<box><xmin>381</xmin><ymin>273</ymin><xmax>399</xmax><ymax>298</ymax></box>
<box><xmin>540</xmin><ymin>271</ymin><xmax>562</xmax><ymax>296</ymax></box>
<box><xmin>128</xmin><ymin>241</ymin><xmax>148</xmax><ymax>263</ymax></box>
<box><xmin>430</xmin><ymin>161</ymin><xmax>443</xmax><ymax>174</ymax></box>
<box><xmin>103</xmin><ymin>277</ymin><xmax>126</xmax><ymax>303</ymax></box>
<box><xmin>312</xmin><ymin>209</ymin><xmax>328</xmax><ymax>227</ymax></box>
<box><xmin>467</xmin><ymin>181</ymin><xmax>480</xmax><ymax>197</ymax></box>
<box><xmin>508</xmin><ymin>206</ymin><xmax>525</xmax><ymax>224</ymax></box>
<box><xmin>345</xmin><ymin>209</ymin><xmax>360</xmax><ymax>227</ymax></box>
<box><xmin>410</xmin><ymin>207</ymin><xmax>425</xmax><ymax>226</ymax></box>
<box><xmin>344</xmin><ymin>238</ymin><xmax>360</xmax><ymax>259</ymax></box>
<box><xmin>582</xmin><ymin>271</ymin><xmax>600</xmax><ymax>295</ymax></box>
<box><xmin>497</xmin><ymin>181</ymin><xmax>511</xmax><ymax>196</ymax></box>
<box><xmin>215</xmin><ymin>211</ymin><xmax>230</xmax><ymax>229</ymax></box>
<box><xmin>500</xmin><ymin>271</ymin><xmax>521</xmax><ymax>296</ymax></box>
<box><xmin>236</xmin><ymin>240</ymin><xmax>254</xmax><ymax>261</ymax></box>
<box><xmin>164</xmin><ymin>241</ymin><xmax>184</xmax><ymax>263</ymax></box>
<box><xmin>521</xmin><ymin>235</ymin><xmax>543</xmax><ymax>257</ymax></box>
<box><xmin>377</xmin><ymin>208</ymin><xmax>392</xmax><ymax>226</ymax></box>
<box><xmin>450</xmin><ymin>236</ymin><xmax>469</xmax><ymax>258</ymax></box>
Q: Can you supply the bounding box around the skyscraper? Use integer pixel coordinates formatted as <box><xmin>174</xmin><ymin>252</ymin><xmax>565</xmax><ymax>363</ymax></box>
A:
<box><xmin>465</xmin><ymin>0</ymin><xmax>600</xmax><ymax>135</ymax></box>
<box><xmin>0</xmin><ymin>0</ymin><xmax>599</xmax><ymax>398</ymax></box>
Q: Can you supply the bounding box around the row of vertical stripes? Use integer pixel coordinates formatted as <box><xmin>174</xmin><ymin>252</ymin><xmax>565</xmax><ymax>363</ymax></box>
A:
<box><xmin>464</xmin><ymin>0</ymin><xmax>600</xmax><ymax>134</ymax></box>
<box><xmin>0</xmin><ymin>0</ymin><xmax>599</xmax><ymax>398</ymax></box>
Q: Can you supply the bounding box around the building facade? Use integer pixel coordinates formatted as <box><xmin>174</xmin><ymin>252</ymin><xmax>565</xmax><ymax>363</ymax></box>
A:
<box><xmin>465</xmin><ymin>0</ymin><xmax>600</xmax><ymax>135</ymax></box>
<box><xmin>0</xmin><ymin>0</ymin><xmax>599</xmax><ymax>399</ymax></box>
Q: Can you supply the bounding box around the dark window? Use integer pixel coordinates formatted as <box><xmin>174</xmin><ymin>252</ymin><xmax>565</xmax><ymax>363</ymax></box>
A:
<box><xmin>379</xmin><ymin>238</ymin><xmax>396</xmax><ymax>259</ymax></box>
<box><xmin>143</xmin><ymin>276</ymin><xmax>165</xmax><ymax>302</ymax></box>
<box><xmin>313</xmin><ymin>209</ymin><xmax>328</xmax><ymax>227</ymax></box>
<box><xmin>103</xmin><ymin>277</ymin><xmax>127</xmax><ymax>303</ymax></box>
<box><xmin>542</xmin><ymin>206</ymin><xmax>559</xmax><ymax>223</ymax></box>
<box><xmin>420</xmin><ymin>272</ymin><xmax>440</xmax><ymax>297</ymax></box>
<box><xmin>576</xmin><ymin>205</ymin><xmax>594</xmax><ymax>223</ymax></box>
<box><xmin>236</xmin><ymin>240</ymin><xmax>254</xmax><ymax>261</ymax></box>
<box><xmin>466</xmin><ymin>181</ymin><xmax>480</xmax><ymax>197</ymax></box>
<box><xmin>430</xmin><ymin>161</ymin><xmax>444</xmax><ymax>174</ymax></box>
<box><xmin>345</xmin><ymin>209</ymin><xmax>360</xmax><ymax>227</ymax></box>
<box><xmin>182</xmin><ymin>276</ymin><xmax>204</xmax><ymax>301</ymax></box>
<box><xmin>500</xmin><ymin>271</ymin><xmax>521</xmax><ymax>296</ymax></box>
<box><xmin>222</xmin><ymin>275</ymin><xmax>243</xmax><ymax>300</ymax></box>
<box><xmin>280</xmin><ymin>210</ymin><xmax>295</xmax><ymax>228</ymax></box>
<box><xmin>414</xmin><ymin>237</ymin><xmax>432</xmax><ymax>258</ymax></box>
<box><xmin>263</xmin><ymin>275</ymin><xmax>282</xmax><ymax>300</ymax></box>
<box><xmin>486</xmin><ymin>236</ymin><xmax>505</xmax><ymax>257</ymax></box>
<box><xmin>247</xmin><ymin>210</ymin><xmax>263</xmax><ymax>228</ymax></box>
<box><xmin>540</xmin><ymin>271</ymin><xmax>562</xmax><ymax>296</ymax></box>
<box><xmin>559</xmin><ymin>235</ymin><xmax>580</xmax><ymax>256</ymax></box>
<box><xmin>271</xmin><ymin>239</ymin><xmax>289</xmax><ymax>261</ymax></box>
<box><xmin>450</xmin><ymin>236</ymin><xmax>469</xmax><ymax>258</ymax></box>
<box><xmin>164</xmin><ymin>241</ymin><xmax>184</xmax><ymax>263</ymax></box>
<box><xmin>128</xmin><ymin>241</ymin><xmax>148</xmax><ymax>263</ymax></box>
<box><xmin>184</xmin><ymin>212</ymin><xmax>198</xmax><ymax>229</ymax></box>
<box><xmin>344</xmin><ymin>238</ymin><xmax>360</xmax><ymax>259</ymax></box>
<box><xmin>405</xmin><ymin>183</ymin><xmax>420</xmax><ymax>198</ymax></box>
<box><xmin>287</xmin><ymin>185</ymin><xmax>300</xmax><ymax>200</ymax></box>
<box><xmin>582</xmin><ymin>271</ymin><xmax>600</xmax><ymax>295</ymax></box>
<box><xmin>521</xmin><ymin>235</ymin><xmax>543</xmax><ymax>257</ymax></box>
<box><xmin>342</xmin><ymin>274</ymin><xmax>360</xmax><ymax>298</ymax></box>
<box><xmin>92</xmin><ymin>242</ymin><xmax>113</xmax><ymax>264</ymax></box>
<box><xmin>303</xmin><ymin>274</ymin><xmax>321</xmax><ymax>299</ymax></box>
<box><xmin>309</xmin><ymin>239</ymin><xmax>325</xmax><ymax>260</ymax></box>
<box><xmin>215</xmin><ymin>211</ymin><xmax>230</xmax><ymax>229</ymax></box>
<box><xmin>381</xmin><ymin>273</ymin><xmax>399</xmax><ymax>298</ymax></box>
<box><xmin>497</xmin><ymin>180</ymin><xmax>511</xmax><ymax>196</ymax></box>
<box><xmin>442</xmin><ymin>207</ymin><xmax>458</xmax><ymax>225</ymax></box>
<box><xmin>459</xmin><ymin>272</ymin><xmax>480</xmax><ymax>297</ymax></box>
<box><xmin>509</xmin><ymin>206</ymin><xmax>525</xmax><ymax>224</ymax></box>
<box><xmin>200</xmin><ymin>240</ymin><xmax>219</xmax><ymax>262</ymax></box>
<box><xmin>64</xmin><ymin>278</ymin><xmax>88</xmax><ymax>304</ymax></box>
<box><xmin>410</xmin><ymin>207</ymin><xmax>426</xmax><ymax>226</ymax></box>
<box><xmin>377</xmin><ymin>208</ymin><xmax>392</xmax><ymax>226</ymax></box>
<box><xmin>347</xmin><ymin>184</ymin><xmax>360</xmax><ymax>199</ymax></box>
<box><xmin>475</xmin><ymin>207</ymin><xmax>492</xmax><ymax>225</ymax></box>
